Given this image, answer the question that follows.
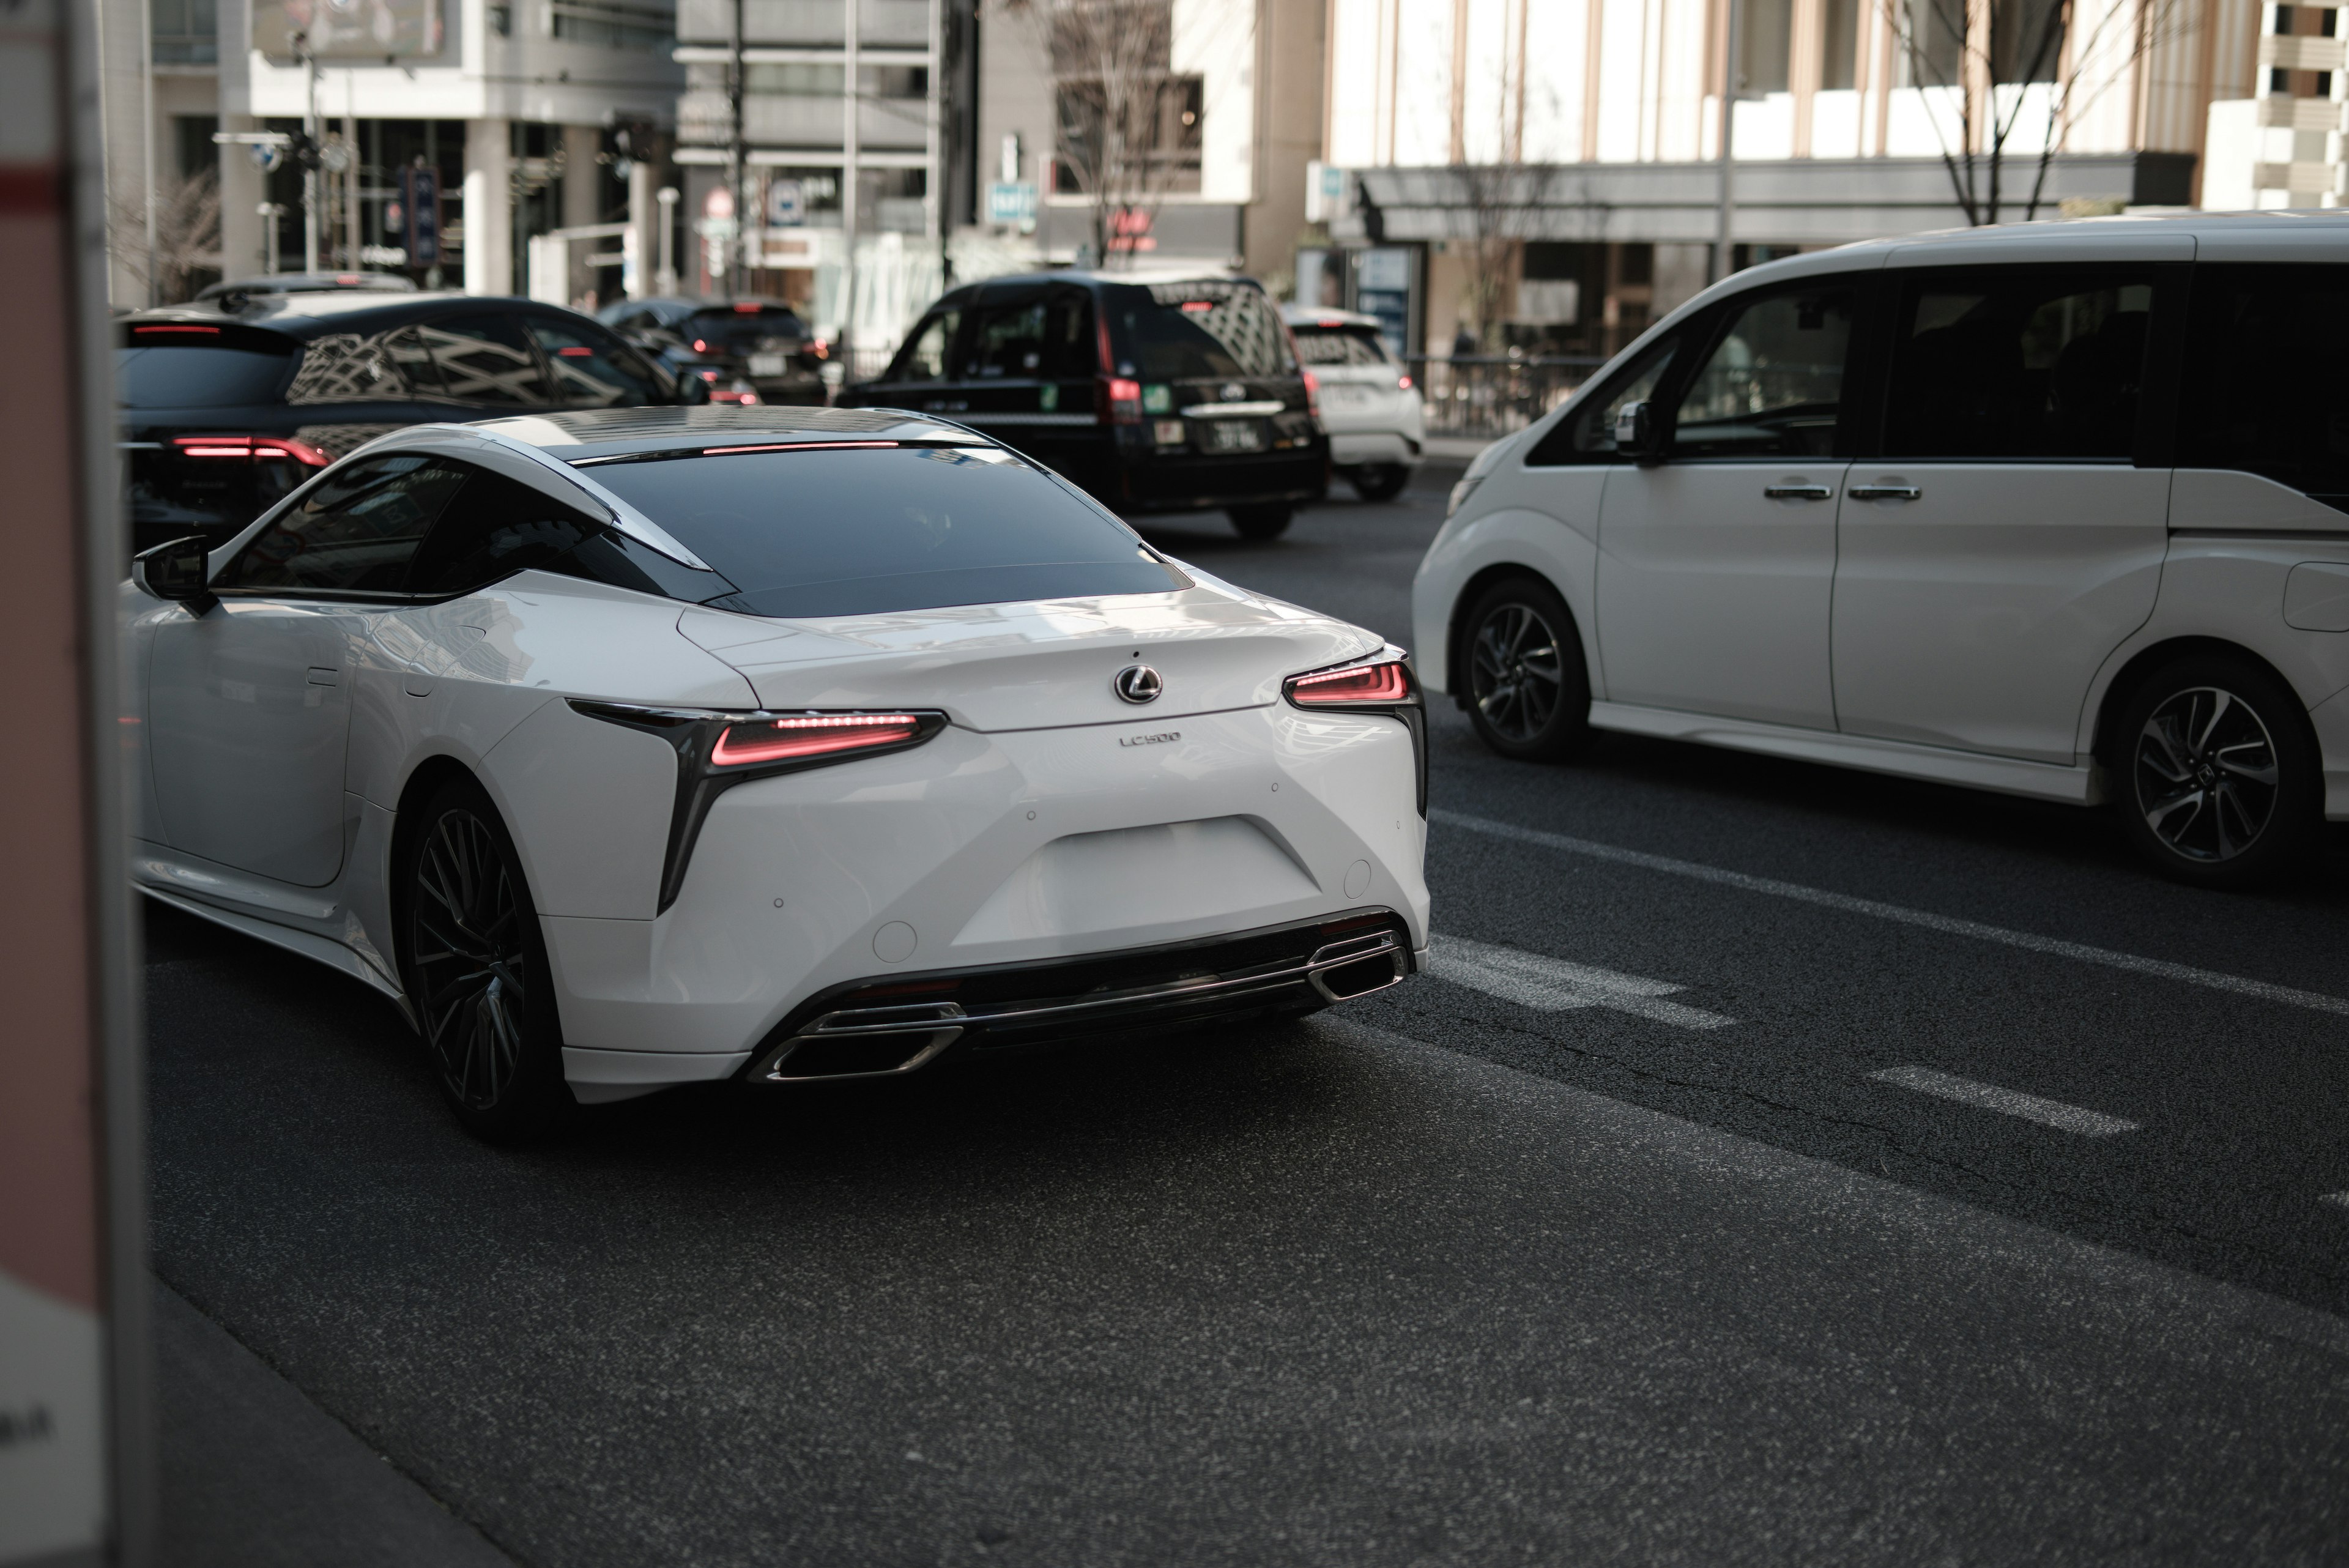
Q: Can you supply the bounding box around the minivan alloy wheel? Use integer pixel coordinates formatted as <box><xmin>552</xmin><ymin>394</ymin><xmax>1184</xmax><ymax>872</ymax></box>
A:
<box><xmin>1470</xmin><ymin>603</ymin><xmax>1565</xmax><ymax>744</ymax></box>
<box><xmin>412</xmin><ymin>808</ymin><xmax>530</xmax><ymax>1110</ymax></box>
<box><xmin>2133</xmin><ymin>685</ymin><xmax>2279</xmax><ymax>863</ymax></box>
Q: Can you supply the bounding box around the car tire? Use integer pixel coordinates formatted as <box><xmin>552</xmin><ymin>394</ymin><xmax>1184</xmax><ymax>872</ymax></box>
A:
<box><xmin>2112</xmin><ymin>654</ymin><xmax>2320</xmax><ymax>890</ymax></box>
<box><xmin>1228</xmin><ymin>504</ymin><xmax>1294</xmax><ymax>540</ymax></box>
<box><xmin>1460</xmin><ymin>576</ymin><xmax>1592</xmax><ymax>762</ymax></box>
<box><xmin>396</xmin><ymin>776</ymin><xmax>574</xmax><ymax>1142</ymax></box>
<box><xmin>1349</xmin><ymin>464</ymin><xmax>1410</xmax><ymax>502</ymax></box>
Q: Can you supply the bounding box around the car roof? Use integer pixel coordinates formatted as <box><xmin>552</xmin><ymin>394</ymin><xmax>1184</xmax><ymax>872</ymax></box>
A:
<box><xmin>458</xmin><ymin>404</ymin><xmax>995</xmax><ymax>462</ymax></box>
<box><xmin>119</xmin><ymin>292</ymin><xmax>552</xmax><ymax>342</ymax></box>
<box><xmin>1281</xmin><ymin>305</ymin><xmax>1382</xmax><ymax>329</ymax></box>
<box><xmin>196</xmin><ymin>271</ymin><xmax>418</xmax><ymax>299</ymax></box>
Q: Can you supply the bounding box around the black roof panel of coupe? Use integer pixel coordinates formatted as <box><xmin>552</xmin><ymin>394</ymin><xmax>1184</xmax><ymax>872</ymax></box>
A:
<box><xmin>468</xmin><ymin>404</ymin><xmax>987</xmax><ymax>462</ymax></box>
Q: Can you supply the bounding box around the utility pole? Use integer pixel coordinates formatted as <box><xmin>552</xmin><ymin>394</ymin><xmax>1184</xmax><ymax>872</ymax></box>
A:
<box><xmin>730</xmin><ymin>0</ymin><xmax>747</xmax><ymax>294</ymax></box>
<box><xmin>841</xmin><ymin>0</ymin><xmax>861</xmax><ymax>355</ymax></box>
<box><xmin>298</xmin><ymin>31</ymin><xmax>321</xmax><ymax>271</ymax></box>
<box><xmin>657</xmin><ymin>185</ymin><xmax>680</xmax><ymax>294</ymax></box>
<box><xmin>1712</xmin><ymin>0</ymin><xmax>1740</xmax><ymax>285</ymax></box>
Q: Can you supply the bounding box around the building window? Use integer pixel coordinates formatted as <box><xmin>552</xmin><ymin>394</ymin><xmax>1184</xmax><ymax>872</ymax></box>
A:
<box><xmin>548</xmin><ymin>0</ymin><xmax>677</xmax><ymax>51</ymax></box>
<box><xmin>1991</xmin><ymin>0</ymin><xmax>2064</xmax><ymax>83</ymax></box>
<box><xmin>1899</xmin><ymin>0</ymin><xmax>1966</xmax><ymax>85</ymax></box>
<box><xmin>1822</xmin><ymin>0</ymin><xmax>1860</xmax><ymax>89</ymax></box>
<box><xmin>152</xmin><ymin>0</ymin><xmax>217</xmax><ymax>64</ymax></box>
<box><xmin>1739</xmin><ymin>0</ymin><xmax>1793</xmax><ymax>94</ymax></box>
<box><xmin>174</xmin><ymin>116</ymin><xmax>220</xmax><ymax>180</ymax></box>
<box><xmin>1046</xmin><ymin>0</ymin><xmax>1201</xmax><ymax>199</ymax></box>
<box><xmin>746</xmin><ymin>61</ymin><xmax>848</xmax><ymax>94</ymax></box>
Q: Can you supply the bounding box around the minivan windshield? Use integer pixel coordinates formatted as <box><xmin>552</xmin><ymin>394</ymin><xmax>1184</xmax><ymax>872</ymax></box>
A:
<box><xmin>1105</xmin><ymin>280</ymin><xmax>1293</xmax><ymax>381</ymax></box>
<box><xmin>585</xmin><ymin>445</ymin><xmax>1190</xmax><ymax>617</ymax></box>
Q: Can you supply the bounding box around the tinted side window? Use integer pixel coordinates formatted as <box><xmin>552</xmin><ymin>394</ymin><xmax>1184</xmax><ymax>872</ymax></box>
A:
<box><xmin>1671</xmin><ymin>284</ymin><xmax>1853</xmax><ymax>459</ymax></box>
<box><xmin>888</xmin><ymin>310</ymin><xmax>962</xmax><ymax>382</ymax></box>
<box><xmin>2178</xmin><ymin>262</ymin><xmax>2349</xmax><ymax>507</ymax></box>
<box><xmin>283</xmin><ymin>330</ymin><xmax>431</xmax><ymax>404</ymax></box>
<box><xmin>1525</xmin><ymin>333</ymin><xmax>1683</xmax><ymax>466</ymax></box>
<box><xmin>1882</xmin><ymin>269</ymin><xmax>2154</xmax><ymax>460</ymax></box>
<box><xmin>423</xmin><ymin>316</ymin><xmax>555</xmax><ymax>406</ymax></box>
<box><xmin>216</xmin><ymin>455</ymin><xmax>469</xmax><ymax>594</ymax></box>
<box><xmin>528</xmin><ymin>316</ymin><xmax>664</xmax><ymax>407</ymax></box>
<box><xmin>965</xmin><ymin>292</ymin><xmax>1049</xmax><ymax>379</ymax></box>
<box><xmin>405</xmin><ymin>469</ymin><xmax>606</xmax><ymax>596</ymax></box>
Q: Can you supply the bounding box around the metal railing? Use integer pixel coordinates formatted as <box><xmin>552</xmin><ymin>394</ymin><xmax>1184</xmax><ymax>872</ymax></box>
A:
<box><xmin>1404</xmin><ymin>355</ymin><xmax>1606</xmax><ymax>440</ymax></box>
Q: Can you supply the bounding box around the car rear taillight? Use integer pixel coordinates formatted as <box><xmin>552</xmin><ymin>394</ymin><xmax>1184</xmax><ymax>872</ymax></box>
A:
<box><xmin>1397</xmin><ymin>374</ymin><xmax>1414</xmax><ymax>391</ymax></box>
<box><xmin>1099</xmin><ymin>375</ymin><xmax>1143</xmax><ymax>425</ymax></box>
<box><xmin>1302</xmin><ymin>368</ymin><xmax>1321</xmax><ymax>420</ymax></box>
<box><xmin>1283</xmin><ymin>650</ymin><xmax>1425</xmax><ymax>815</ymax></box>
<box><xmin>1286</xmin><ymin>658</ymin><xmax>1412</xmax><ymax>707</ymax></box>
<box><xmin>713</xmin><ymin>713</ymin><xmax>928</xmax><ymax>767</ymax></box>
<box><xmin>570</xmin><ymin>701</ymin><xmax>951</xmax><ymax>910</ymax></box>
<box><xmin>173</xmin><ymin>434</ymin><xmax>332</xmax><ymax>467</ymax></box>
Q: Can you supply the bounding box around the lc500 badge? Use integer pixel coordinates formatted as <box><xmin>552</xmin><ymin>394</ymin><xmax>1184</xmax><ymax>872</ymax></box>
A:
<box><xmin>1119</xmin><ymin>731</ymin><xmax>1181</xmax><ymax>748</ymax></box>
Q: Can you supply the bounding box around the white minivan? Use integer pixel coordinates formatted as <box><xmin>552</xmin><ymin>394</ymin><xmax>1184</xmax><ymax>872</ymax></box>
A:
<box><xmin>1412</xmin><ymin>213</ymin><xmax>2349</xmax><ymax>886</ymax></box>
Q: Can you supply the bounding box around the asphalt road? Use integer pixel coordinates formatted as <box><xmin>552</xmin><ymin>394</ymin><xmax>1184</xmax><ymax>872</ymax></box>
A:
<box><xmin>146</xmin><ymin>463</ymin><xmax>2349</xmax><ymax>1564</ymax></box>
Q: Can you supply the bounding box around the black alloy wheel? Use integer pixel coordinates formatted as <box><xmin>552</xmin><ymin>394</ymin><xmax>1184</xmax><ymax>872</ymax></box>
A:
<box><xmin>1461</xmin><ymin>576</ymin><xmax>1591</xmax><ymax>761</ymax></box>
<box><xmin>399</xmin><ymin>777</ymin><xmax>571</xmax><ymax>1139</ymax></box>
<box><xmin>1227</xmin><ymin>504</ymin><xmax>1294</xmax><ymax>540</ymax></box>
<box><xmin>2114</xmin><ymin>655</ymin><xmax>2318</xmax><ymax>888</ymax></box>
<box><xmin>1348</xmin><ymin>464</ymin><xmax>1410</xmax><ymax>502</ymax></box>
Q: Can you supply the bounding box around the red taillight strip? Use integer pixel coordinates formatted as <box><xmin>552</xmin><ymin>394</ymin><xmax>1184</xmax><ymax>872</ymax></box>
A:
<box><xmin>711</xmin><ymin>713</ymin><xmax>923</xmax><ymax>767</ymax></box>
<box><xmin>1286</xmin><ymin>660</ymin><xmax>1411</xmax><ymax>706</ymax></box>
<box><xmin>173</xmin><ymin>434</ymin><xmax>331</xmax><ymax>466</ymax></box>
<box><xmin>134</xmin><ymin>324</ymin><xmax>220</xmax><ymax>335</ymax></box>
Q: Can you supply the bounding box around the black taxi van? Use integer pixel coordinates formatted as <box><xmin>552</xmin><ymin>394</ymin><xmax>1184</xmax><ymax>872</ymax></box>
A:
<box><xmin>837</xmin><ymin>272</ymin><xmax>1328</xmax><ymax>538</ymax></box>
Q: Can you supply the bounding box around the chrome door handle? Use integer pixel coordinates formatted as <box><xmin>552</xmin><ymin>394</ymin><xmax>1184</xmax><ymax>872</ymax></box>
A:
<box><xmin>1763</xmin><ymin>483</ymin><xmax>1834</xmax><ymax>500</ymax></box>
<box><xmin>1848</xmin><ymin>485</ymin><xmax>1921</xmax><ymax>501</ymax></box>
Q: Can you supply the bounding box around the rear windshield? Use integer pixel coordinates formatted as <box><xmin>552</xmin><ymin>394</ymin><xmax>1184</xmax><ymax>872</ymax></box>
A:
<box><xmin>1104</xmin><ymin>280</ymin><xmax>1293</xmax><ymax>382</ymax></box>
<box><xmin>116</xmin><ymin>342</ymin><xmax>297</xmax><ymax>408</ymax></box>
<box><xmin>687</xmin><ymin>307</ymin><xmax>807</xmax><ymax>343</ymax></box>
<box><xmin>1291</xmin><ymin>326</ymin><xmax>1392</xmax><ymax>367</ymax></box>
<box><xmin>585</xmin><ymin>445</ymin><xmax>1189</xmax><ymax>618</ymax></box>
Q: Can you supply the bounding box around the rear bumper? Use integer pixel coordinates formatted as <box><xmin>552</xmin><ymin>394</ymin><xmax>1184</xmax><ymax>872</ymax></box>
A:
<box><xmin>1120</xmin><ymin>445</ymin><xmax>1330</xmax><ymax>513</ymax></box>
<box><xmin>534</xmin><ymin>704</ymin><xmax>1430</xmax><ymax>1089</ymax></box>
<box><xmin>744</xmin><ymin>909</ymin><xmax>1415</xmax><ymax>1083</ymax></box>
<box><xmin>1330</xmin><ymin>433</ymin><xmax>1423</xmax><ymax>467</ymax></box>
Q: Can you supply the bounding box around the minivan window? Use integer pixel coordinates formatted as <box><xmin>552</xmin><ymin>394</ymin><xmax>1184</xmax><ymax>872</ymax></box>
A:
<box><xmin>1524</xmin><ymin>332</ymin><xmax>1682</xmax><ymax>466</ymax></box>
<box><xmin>1882</xmin><ymin>271</ymin><xmax>2154</xmax><ymax>460</ymax></box>
<box><xmin>1671</xmin><ymin>284</ymin><xmax>1853</xmax><ymax>459</ymax></box>
<box><xmin>1105</xmin><ymin>280</ymin><xmax>1291</xmax><ymax>381</ymax></box>
<box><xmin>964</xmin><ymin>291</ymin><xmax>1095</xmax><ymax>380</ymax></box>
<box><xmin>2177</xmin><ymin>262</ymin><xmax>2349</xmax><ymax>508</ymax></box>
<box><xmin>585</xmin><ymin>446</ymin><xmax>1189</xmax><ymax>617</ymax></box>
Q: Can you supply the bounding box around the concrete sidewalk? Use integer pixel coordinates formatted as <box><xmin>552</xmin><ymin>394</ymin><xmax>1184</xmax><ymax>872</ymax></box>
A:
<box><xmin>157</xmin><ymin>1280</ymin><xmax>511</xmax><ymax>1567</ymax></box>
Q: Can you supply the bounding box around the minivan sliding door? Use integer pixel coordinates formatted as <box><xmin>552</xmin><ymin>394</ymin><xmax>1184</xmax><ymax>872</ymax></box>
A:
<box><xmin>1833</xmin><ymin>265</ymin><xmax>2176</xmax><ymax>765</ymax></box>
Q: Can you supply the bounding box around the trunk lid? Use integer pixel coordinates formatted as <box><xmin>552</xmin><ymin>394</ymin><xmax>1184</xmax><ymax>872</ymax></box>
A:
<box><xmin>677</xmin><ymin>578</ymin><xmax>1376</xmax><ymax>732</ymax></box>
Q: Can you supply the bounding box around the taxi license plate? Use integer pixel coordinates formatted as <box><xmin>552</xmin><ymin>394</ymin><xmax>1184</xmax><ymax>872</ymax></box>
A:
<box><xmin>748</xmin><ymin>352</ymin><xmax>787</xmax><ymax>376</ymax></box>
<box><xmin>1204</xmin><ymin>420</ymin><xmax>1264</xmax><ymax>453</ymax></box>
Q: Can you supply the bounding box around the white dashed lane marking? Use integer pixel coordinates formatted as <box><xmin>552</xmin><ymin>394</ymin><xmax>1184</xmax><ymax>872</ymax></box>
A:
<box><xmin>1871</xmin><ymin>1065</ymin><xmax>2141</xmax><ymax>1137</ymax></box>
<box><xmin>1427</xmin><ymin>934</ymin><xmax>1737</xmax><ymax>1030</ymax></box>
<box><xmin>1433</xmin><ymin>808</ymin><xmax>2349</xmax><ymax>1020</ymax></box>
<box><xmin>2322</xmin><ymin>1194</ymin><xmax>2349</xmax><ymax>1211</ymax></box>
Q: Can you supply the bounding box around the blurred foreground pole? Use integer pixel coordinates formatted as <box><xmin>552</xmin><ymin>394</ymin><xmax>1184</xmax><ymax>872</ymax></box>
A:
<box><xmin>0</xmin><ymin>0</ymin><xmax>152</xmax><ymax>1565</ymax></box>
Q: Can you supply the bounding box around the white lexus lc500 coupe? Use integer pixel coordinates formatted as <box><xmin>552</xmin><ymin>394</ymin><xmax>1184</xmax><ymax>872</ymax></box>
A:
<box><xmin>128</xmin><ymin>407</ymin><xmax>1429</xmax><ymax>1138</ymax></box>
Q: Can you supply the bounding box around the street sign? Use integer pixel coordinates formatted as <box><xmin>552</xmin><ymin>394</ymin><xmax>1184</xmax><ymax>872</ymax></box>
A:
<box><xmin>403</xmin><ymin>166</ymin><xmax>439</xmax><ymax>267</ymax></box>
<box><xmin>987</xmin><ymin>181</ymin><xmax>1038</xmax><ymax>226</ymax></box>
<box><xmin>766</xmin><ymin>178</ymin><xmax>804</xmax><ymax>228</ymax></box>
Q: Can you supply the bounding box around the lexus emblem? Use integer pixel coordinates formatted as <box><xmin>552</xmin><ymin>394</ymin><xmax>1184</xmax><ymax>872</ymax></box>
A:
<box><xmin>1113</xmin><ymin>664</ymin><xmax>1163</xmax><ymax>704</ymax></box>
<box><xmin>1220</xmin><ymin>382</ymin><xmax>1246</xmax><ymax>401</ymax></box>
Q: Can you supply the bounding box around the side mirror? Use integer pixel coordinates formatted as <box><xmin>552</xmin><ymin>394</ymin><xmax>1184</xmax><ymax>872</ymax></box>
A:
<box><xmin>1613</xmin><ymin>399</ymin><xmax>1660</xmax><ymax>462</ymax></box>
<box><xmin>132</xmin><ymin>535</ymin><xmax>217</xmax><ymax>615</ymax></box>
<box><xmin>675</xmin><ymin>369</ymin><xmax>712</xmax><ymax>405</ymax></box>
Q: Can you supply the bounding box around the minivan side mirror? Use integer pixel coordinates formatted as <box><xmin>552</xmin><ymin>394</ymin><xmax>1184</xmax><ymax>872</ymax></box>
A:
<box><xmin>1613</xmin><ymin>400</ymin><xmax>1661</xmax><ymax>463</ymax></box>
<box><xmin>132</xmin><ymin>535</ymin><xmax>217</xmax><ymax>615</ymax></box>
<box><xmin>675</xmin><ymin>368</ymin><xmax>712</xmax><ymax>405</ymax></box>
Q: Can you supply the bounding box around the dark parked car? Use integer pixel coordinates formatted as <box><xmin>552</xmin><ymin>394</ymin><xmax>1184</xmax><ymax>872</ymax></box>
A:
<box><xmin>837</xmin><ymin>272</ymin><xmax>1328</xmax><ymax>538</ymax></box>
<box><xmin>117</xmin><ymin>289</ymin><xmax>699</xmax><ymax>552</ymax></box>
<box><xmin>596</xmin><ymin>296</ymin><xmax>828</xmax><ymax>406</ymax></box>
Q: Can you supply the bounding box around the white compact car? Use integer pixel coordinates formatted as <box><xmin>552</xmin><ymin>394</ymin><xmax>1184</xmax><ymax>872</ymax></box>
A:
<box><xmin>128</xmin><ymin>407</ymin><xmax>1430</xmax><ymax>1137</ymax></box>
<box><xmin>1285</xmin><ymin>306</ymin><xmax>1425</xmax><ymax>501</ymax></box>
<box><xmin>1414</xmin><ymin>212</ymin><xmax>2349</xmax><ymax>887</ymax></box>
